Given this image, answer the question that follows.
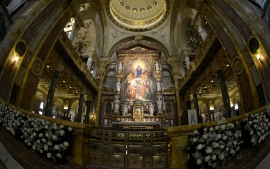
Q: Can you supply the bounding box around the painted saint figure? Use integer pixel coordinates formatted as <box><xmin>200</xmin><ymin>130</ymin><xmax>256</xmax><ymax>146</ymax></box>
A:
<box><xmin>136</xmin><ymin>65</ymin><xmax>142</xmax><ymax>78</ymax></box>
<box><xmin>130</xmin><ymin>81</ymin><xmax>137</xmax><ymax>99</ymax></box>
<box><xmin>140</xmin><ymin>81</ymin><xmax>146</xmax><ymax>97</ymax></box>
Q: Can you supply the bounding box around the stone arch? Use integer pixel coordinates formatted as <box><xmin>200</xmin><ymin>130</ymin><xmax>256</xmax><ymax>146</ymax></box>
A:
<box><xmin>201</xmin><ymin>0</ymin><xmax>258</xmax><ymax>113</ymax></box>
<box><xmin>3</xmin><ymin>0</ymin><xmax>83</xmax><ymax>111</ymax></box>
<box><xmin>107</xmin><ymin>35</ymin><xmax>170</xmax><ymax>59</ymax></box>
<box><xmin>33</xmin><ymin>90</ymin><xmax>46</xmax><ymax>114</ymax></box>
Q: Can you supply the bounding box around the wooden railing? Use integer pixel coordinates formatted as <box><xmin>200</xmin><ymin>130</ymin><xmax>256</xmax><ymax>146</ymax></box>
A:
<box><xmin>88</xmin><ymin>127</ymin><xmax>168</xmax><ymax>168</ymax></box>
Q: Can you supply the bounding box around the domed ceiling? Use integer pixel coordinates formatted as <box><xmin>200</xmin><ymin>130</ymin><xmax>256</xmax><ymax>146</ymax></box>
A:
<box><xmin>107</xmin><ymin>0</ymin><xmax>169</xmax><ymax>31</ymax></box>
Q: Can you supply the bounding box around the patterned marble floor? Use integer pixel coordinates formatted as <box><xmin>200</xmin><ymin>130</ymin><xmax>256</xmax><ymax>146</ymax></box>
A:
<box><xmin>255</xmin><ymin>151</ymin><xmax>270</xmax><ymax>169</ymax></box>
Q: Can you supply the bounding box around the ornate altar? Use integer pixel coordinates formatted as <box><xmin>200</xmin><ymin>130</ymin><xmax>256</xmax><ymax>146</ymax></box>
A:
<box><xmin>102</xmin><ymin>41</ymin><xmax>176</xmax><ymax>128</ymax></box>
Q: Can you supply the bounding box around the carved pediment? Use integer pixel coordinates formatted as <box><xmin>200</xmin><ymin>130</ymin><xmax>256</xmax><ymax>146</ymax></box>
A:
<box><xmin>116</xmin><ymin>42</ymin><xmax>161</xmax><ymax>58</ymax></box>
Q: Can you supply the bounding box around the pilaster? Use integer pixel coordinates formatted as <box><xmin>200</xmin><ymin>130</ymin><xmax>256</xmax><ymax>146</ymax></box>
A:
<box><xmin>94</xmin><ymin>58</ymin><xmax>110</xmax><ymax>126</ymax></box>
<box><xmin>167</xmin><ymin>57</ymin><xmax>183</xmax><ymax>125</ymax></box>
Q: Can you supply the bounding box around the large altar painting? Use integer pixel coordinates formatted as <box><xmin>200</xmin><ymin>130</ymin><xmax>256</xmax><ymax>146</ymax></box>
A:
<box><xmin>122</xmin><ymin>60</ymin><xmax>155</xmax><ymax>101</ymax></box>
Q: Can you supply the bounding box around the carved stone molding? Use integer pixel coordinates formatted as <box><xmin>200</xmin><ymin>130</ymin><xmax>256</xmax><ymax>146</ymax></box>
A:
<box><xmin>96</xmin><ymin>58</ymin><xmax>111</xmax><ymax>79</ymax></box>
<box><xmin>167</xmin><ymin>57</ymin><xmax>182</xmax><ymax>79</ymax></box>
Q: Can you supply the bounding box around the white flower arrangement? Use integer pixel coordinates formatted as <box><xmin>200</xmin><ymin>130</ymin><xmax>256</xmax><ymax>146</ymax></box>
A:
<box><xmin>243</xmin><ymin>109</ymin><xmax>270</xmax><ymax>147</ymax></box>
<box><xmin>188</xmin><ymin>122</ymin><xmax>243</xmax><ymax>168</ymax></box>
<box><xmin>0</xmin><ymin>103</ymin><xmax>73</xmax><ymax>162</ymax></box>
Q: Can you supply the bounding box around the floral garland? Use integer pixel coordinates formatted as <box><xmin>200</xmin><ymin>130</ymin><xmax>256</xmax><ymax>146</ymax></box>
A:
<box><xmin>0</xmin><ymin>103</ymin><xmax>73</xmax><ymax>162</ymax></box>
<box><xmin>242</xmin><ymin>110</ymin><xmax>270</xmax><ymax>147</ymax></box>
<box><xmin>188</xmin><ymin>122</ymin><xmax>243</xmax><ymax>168</ymax></box>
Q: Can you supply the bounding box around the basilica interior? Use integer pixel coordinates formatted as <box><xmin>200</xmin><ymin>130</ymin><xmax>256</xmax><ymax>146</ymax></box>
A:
<box><xmin>0</xmin><ymin>0</ymin><xmax>270</xmax><ymax>169</ymax></box>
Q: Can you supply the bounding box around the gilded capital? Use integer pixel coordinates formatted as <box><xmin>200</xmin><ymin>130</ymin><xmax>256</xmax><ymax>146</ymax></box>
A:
<box><xmin>167</xmin><ymin>57</ymin><xmax>182</xmax><ymax>79</ymax></box>
<box><xmin>96</xmin><ymin>58</ymin><xmax>111</xmax><ymax>79</ymax></box>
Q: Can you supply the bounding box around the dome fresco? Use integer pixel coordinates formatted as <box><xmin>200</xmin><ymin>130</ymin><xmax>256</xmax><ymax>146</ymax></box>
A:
<box><xmin>108</xmin><ymin>0</ymin><xmax>169</xmax><ymax>31</ymax></box>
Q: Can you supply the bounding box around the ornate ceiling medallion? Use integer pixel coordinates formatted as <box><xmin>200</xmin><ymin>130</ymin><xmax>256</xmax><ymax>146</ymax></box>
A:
<box><xmin>106</xmin><ymin>0</ymin><xmax>170</xmax><ymax>31</ymax></box>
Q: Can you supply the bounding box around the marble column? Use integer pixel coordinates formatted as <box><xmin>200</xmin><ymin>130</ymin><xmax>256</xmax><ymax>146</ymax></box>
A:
<box><xmin>193</xmin><ymin>93</ymin><xmax>200</xmax><ymax>123</ymax></box>
<box><xmin>186</xmin><ymin>101</ymin><xmax>191</xmax><ymax>110</ymax></box>
<box><xmin>216</xmin><ymin>70</ymin><xmax>231</xmax><ymax>118</ymax></box>
<box><xmin>76</xmin><ymin>93</ymin><xmax>85</xmax><ymax>123</ymax></box>
<box><xmin>174</xmin><ymin>101</ymin><xmax>178</xmax><ymax>126</ymax></box>
<box><xmin>44</xmin><ymin>70</ymin><xmax>60</xmax><ymax>117</ymax></box>
<box><xmin>179</xmin><ymin>93</ymin><xmax>188</xmax><ymax>125</ymax></box>
<box><xmin>84</xmin><ymin>100</ymin><xmax>91</xmax><ymax>124</ymax></box>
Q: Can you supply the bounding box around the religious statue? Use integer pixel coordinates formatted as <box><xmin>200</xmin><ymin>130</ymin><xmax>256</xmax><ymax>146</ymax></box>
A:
<box><xmin>87</xmin><ymin>55</ymin><xmax>93</xmax><ymax>71</ymax></box>
<box><xmin>123</xmin><ymin>104</ymin><xmax>128</xmax><ymax>116</ymax></box>
<box><xmin>118</xmin><ymin>61</ymin><xmax>123</xmax><ymax>71</ymax></box>
<box><xmin>116</xmin><ymin>79</ymin><xmax>121</xmax><ymax>92</ymax></box>
<box><xmin>114</xmin><ymin>98</ymin><xmax>120</xmax><ymax>112</ymax></box>
<box><xmin>149</xmin><ymin>103</ymin><xmax>154</xmax><ymax>116</ymax></box>
<box><xmin>157</xmin><ymin>99</ymin><xmax>163</xmax><ymax>111</ymax></box>
<box><xmin>69</xmin><ymin>112</ymin><xmax>76</xmax><ymax>122</ymax></box>
<box><xmin>155</xmin><ymin>61</ymin><xmax>160</xmax><ymax>71</ymax></box>
<box><xmin>134</xmin><ymin>108</ymin><xmax>142</xmax><ymax>122</ymax></box>
<box><xmin>156</xmin><ymin>81</ymin><xmax>162</xmax><ymax>92</ymax></box>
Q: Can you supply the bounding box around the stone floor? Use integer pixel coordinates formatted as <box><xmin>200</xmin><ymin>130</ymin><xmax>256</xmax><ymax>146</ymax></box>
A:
<box><xmin>255</xmin><ymin>151</ymin><xmax>270</xmax><ymax>169</ymax></box>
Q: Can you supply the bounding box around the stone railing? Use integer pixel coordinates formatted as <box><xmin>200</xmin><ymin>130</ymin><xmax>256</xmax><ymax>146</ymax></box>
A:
<box><xmin>58</xmin><ymin>31</ymin><xmax>98</xmax><ymax>91</ymax></box>
<box><xmin>0</xmin><ymin>101</ymin><xmax>91</xmax><ymax>166</ymax></box>
<box><xmin>179</xmin><ymin>29</ymin><xmax>216</xmax><ymax>91</ymax></box>
<box><xmin>165</xmin><ymin>107</ymin><xmax>270</xmax><ymax>169</ymax></box>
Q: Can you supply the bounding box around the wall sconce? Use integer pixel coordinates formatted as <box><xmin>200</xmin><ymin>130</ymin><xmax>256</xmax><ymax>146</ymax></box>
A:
<box><xmin>12</xmin><ymin>56</ymin><xmax>18</xmax><ymax>66</ymax></box>
<box><xmin>91</xmin><ymin>114</ymin><xmax>94</xmax><ymax>119</ymax></box>
<box><xmin>257</xmin><ymin>54</ymin><xmax>263</xmax><ymax>63</ymax></box>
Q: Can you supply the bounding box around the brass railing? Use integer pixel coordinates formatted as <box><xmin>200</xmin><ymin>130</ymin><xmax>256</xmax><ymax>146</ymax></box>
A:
<box><xmin>88</xmin><ymin>127</ymin><xmax>168</xmax><ymax>168</ymax></box>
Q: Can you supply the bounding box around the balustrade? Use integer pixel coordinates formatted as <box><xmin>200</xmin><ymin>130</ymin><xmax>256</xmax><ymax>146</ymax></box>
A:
<box><xmin>59</xmin><ymin>31</ymin><xmax>98</xmax><ymax>91</ymax></box>
<box><xmin>179</xmin><ymin>29</ymin><xmax>217</xmax><ymax>92</ymax></box>
<box><xmin>88</xmin><ymin>127</ymin><xmax>168</xmax><ymax>168</ymax></box>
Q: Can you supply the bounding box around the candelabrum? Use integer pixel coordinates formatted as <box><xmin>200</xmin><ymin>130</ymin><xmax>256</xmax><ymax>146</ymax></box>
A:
<box><xmin>186</xmin><ymin>36</ymin><xmax>202</xmax><ymax>49</ymax></box>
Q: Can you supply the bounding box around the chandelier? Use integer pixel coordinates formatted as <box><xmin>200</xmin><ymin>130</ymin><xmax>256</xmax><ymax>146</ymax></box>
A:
<box><xmin>186</xmin><ymin>36</ymin><xmax>202</xmax><ymax>49</ymax></box>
